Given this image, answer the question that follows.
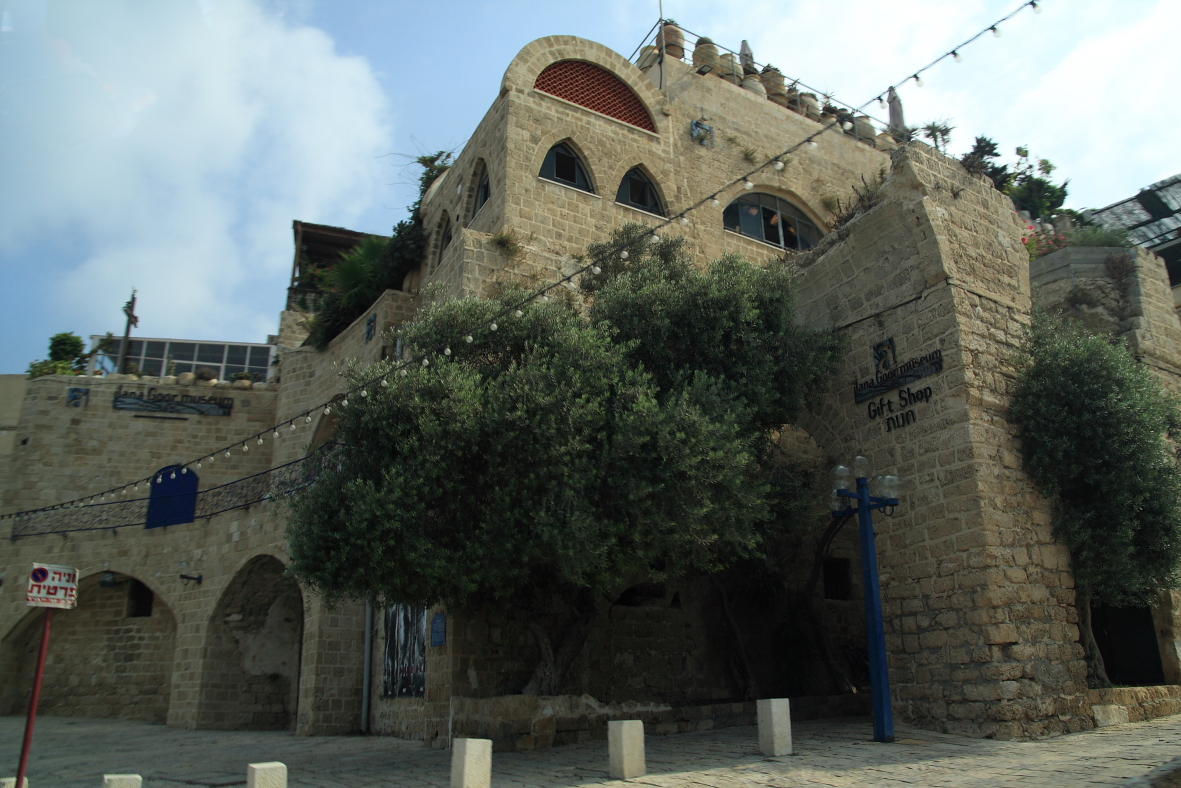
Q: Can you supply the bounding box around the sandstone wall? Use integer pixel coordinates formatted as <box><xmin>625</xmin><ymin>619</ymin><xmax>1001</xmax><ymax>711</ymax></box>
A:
<box><xmin>791</xmin><ymin>144</ymin><xmax>1091</xmax><ymax>738</ymax></box>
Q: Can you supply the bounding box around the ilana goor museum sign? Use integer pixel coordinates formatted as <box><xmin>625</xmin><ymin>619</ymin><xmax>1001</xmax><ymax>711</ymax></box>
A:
<box><xmin>112</xmin><ymin>385</ymin><xmax>236</xmax><ymax>417</ymax></box>
<box><xmin>854</xmin><ymin>339</ymin><xmax>943</xmax><ymax>433</ymax></box>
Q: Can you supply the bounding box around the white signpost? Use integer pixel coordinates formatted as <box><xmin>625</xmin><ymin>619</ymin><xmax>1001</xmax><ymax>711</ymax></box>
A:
<box><xmin>16</xmin><ymin>562</ymin><xmax>78</xmax><ymax>785</ymax></box>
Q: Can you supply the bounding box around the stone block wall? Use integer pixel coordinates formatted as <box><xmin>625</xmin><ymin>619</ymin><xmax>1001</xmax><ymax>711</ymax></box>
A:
<box><xmin>791</xmin><ymin>144</ymin><xmax>1091</xmax><ymax>738</ymax></box>
<box><xmin>0</xmin><ymin>573</ymin><xmax>176</xmax><ymax>722</ymax></box>
<box><xmin>1</xmin><ymin>376</ymin><xmax>278</xmax><ymax>513</ymax></box>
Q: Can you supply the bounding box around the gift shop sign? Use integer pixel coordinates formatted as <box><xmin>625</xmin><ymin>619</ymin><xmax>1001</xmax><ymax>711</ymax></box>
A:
<box><xmin>26</xmin><ymin>563</ymin><xmax>78</xmax><ymax>609</ymax></box>
<box><xmin>854</xmin><ymin>339</ymin><xmax>943</xmax><ymax>433</ymax></box>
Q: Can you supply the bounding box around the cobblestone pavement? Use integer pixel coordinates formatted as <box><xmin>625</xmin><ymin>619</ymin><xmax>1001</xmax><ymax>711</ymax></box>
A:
<box><xmin>3</xmin><ymin>713</ymin><xmax>1181</xmax><ymax>787</ymax></box>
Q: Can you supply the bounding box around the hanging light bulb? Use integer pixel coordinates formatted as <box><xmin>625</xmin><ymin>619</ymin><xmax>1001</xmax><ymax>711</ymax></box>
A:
<box><xmin>289</xmin><ymin>421</ymin><xmax>296</xmax><ymax>431</ymax></box>
<box><xmin>181</xmin><ymin>467</ymin><xmax>188</xmax><ymax>474</ymax></box>
<box><xmin>743</xmin><ymin>179</ymin><xmax>754</xmax><ymax>190</ymax></box>
<box><xmin>710</xmin><ymin>197</ymin><xmax>720</xmax><ymax>207</ymax></box>
<box><xmin>273</xmin><ymin>429</ymin><xmax>280</xmax><ymax>439</ymax></box>
<box><xmin>224</xmin><ymin>450</ymin><xmax>231</xmax><ymax>458</ymax></box>
<box><xmin>257</xmin><ymin>436</ymin><xmax>264</xmax><ymax>445</ymax></box>
<box><xmin>196</xmin><ymin>462</ymin><xmax>202</xmax><ymax>470</ymax></box>
<box><xmin>841</xmin><ymin>120</ymin><xmax>853</xmax><ymax>131</ymax></box>
<box><xmin>464</xmin><ymin>335</ymin><xmax>474</xmax><ymax>343</ymax></box>
<box><xmin>591</xmin><ymin>265</ymin><xmax>602</xmax><ymax>275</ymax></box>
<box><xmin>398</xmin><ymin>369</ymin><xmax>408</xmax><ymax>377</ymax></box>
<box><xmin>913</xmin><ymin>74</ymin><xmax>923</xmax><ymax>87</ymax></box>
<box><xmin>207</xmin><ymin>455</ymin><xmax>214</xmax><ymax>464</ymax></box>
<box><xmin>990</xmin><ymin>25</ymin><xmax>1000</xmax><ymax>36</ymax></box>
<box><xmin>360</xmin><ymin>389</ymin><xmax>369</xmax><ymax>397</ymax></box>
<box><xmin>490</xmin><ymin>322</ymin><xmax>498</xmax><ymax>331</ymax></box>
<box><xmin>324</xmin><ymin>406</ymin><xmax>332</xmax><ymax>415</ymax></box>
<box><xmin>156</xmin><ymin>475</ymin><xmax>163</xmax><ymax>484</ymax></box>
<box><xmin>951</xmin><ymin>50</ymin><xmax>961</xmax><ymax>62</ymax></box>
<box><xmin>170</xmin><ymin>471</ymin><xmax>177</xmax><ymax>480</ymax></box>
<box><xmin>241</xmin><ymin>442</ymin><xmax>249</xmax><ymax>453</ymax></box>
<box><xmin>341</xmin><ymin>398</ymin><xmax>349</xmax><ymax>407</ymax></box>
<box><xmin>422</xmin><ymin>358</ymin><xmax>430</xmax><ymax>367</ymax></box>
<box><xmin>808</xmin><ymin>139</ymin><xmax>818</xmax><ymax>148</ymax></box>
<box><xmin>514</xmin><ymin>309</ymin><xmax>523</xmax><ymax>317</ymax></box>
<box><xmin>443</xmin><ymin>347</ymin><xmax>451</xmax><ymax>356</ymax></box>
<box><xmin>877</xmin><ymin>95</ymin><xmax>886</xmax><ymax>108</ymax></box>
<box><xmin>380</xmin><ymin>378</ymin><xmax>389</xmax><ymax>387</ymax></box>
<box><xmin>680</xmin><ymin>216</ymin><xmax>689</xmax><ymax>225</ymax></box>
<box><xmin>621</xmin><ymin>249</ymin><xmax>629</xmax><ymax>259</ymax></box>
<box><xmin>1029</xmin><ymin>0</ymin><xmax>1040</xmax><ymax>12</ymax></box>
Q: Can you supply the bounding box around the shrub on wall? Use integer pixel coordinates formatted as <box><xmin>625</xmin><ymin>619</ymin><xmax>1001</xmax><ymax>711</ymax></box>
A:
<box><xmin>1010</xmin><ymin>313</ymin><xmax>1181</xmax><ymax>684</ymax></box>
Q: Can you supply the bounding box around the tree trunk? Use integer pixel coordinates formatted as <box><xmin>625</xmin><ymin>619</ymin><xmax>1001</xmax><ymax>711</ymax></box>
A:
<box><xmin>799</xmin><ymin>511</ymin><xmax>857</xmax><ymax>694</ymax></box>
<box><xmin>520</xmin><ymin>592</ymin><xmax>596</xmax><ymax>695</ymax></box>
<box><xmin>712</xmin><ymin>577</ymin><xmax>760</xmax><ymax>700</ymax></box>
<box><xmin>1076</xmin><ymin>590</ymin><xmax>1112</xmax><ymax>688</ymax></box>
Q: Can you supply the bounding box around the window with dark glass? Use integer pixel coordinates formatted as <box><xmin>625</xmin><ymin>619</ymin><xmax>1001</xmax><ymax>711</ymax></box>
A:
<box><xmin>435</xmin><ymin>217</ymin><xmax>453</xmax><ymax>269</ymax></box>
<box><xmin>723</xmin><ymin>193</ymin><xmax>821</xmax><ymax>250</ymax></box>
<box><xmin>616</xmin><ymin>167</ymin><xmax>665</xmax><ymax>216</ymax></box>
<box><xmin>539</xmin><ymin>142</ymin><xmax>593</xmax><ymax>192</ymax></box>
<box><xmin>474</xmin><ymin>170</ymin><xmax>490</xmax><ymax>214</ymax></box>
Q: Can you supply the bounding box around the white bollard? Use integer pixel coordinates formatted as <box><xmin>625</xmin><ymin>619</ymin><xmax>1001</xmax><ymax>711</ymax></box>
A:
<box><xmin>1</xmin><ymin>778</ymin><xmax>29</xmax><ymax>788</ymax></box>
<box><xmin>102</xmin><ymin>776</ymin><xmax>143</xmax><ymax>788</ymax></box>
<box><xmin>757</xmin><ymin>698</ymin><xmax>793</xmax><ymax>756</ymax></box>
<box><xmin>247</xmin><ymin>762</ymin><xmax>287</xmax><ymax>788</ymax></box>
<box><xmin>607</xmin><ymin>720</ymin><xmax>646</xmax><ymax>779</ymax></box>
<box><xmin>450</xmin><ymin>738</ymin><xmax>492</xmax><ymax>788</ymax></box>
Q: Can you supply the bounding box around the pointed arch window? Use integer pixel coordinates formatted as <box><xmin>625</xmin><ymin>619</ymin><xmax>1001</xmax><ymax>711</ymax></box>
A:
<box><xmin>468</xmin><ymin>160</ymin><xmax>491</xmax><ymax>222</ymax></box>
<box><xmin>616</xmin><ymin>167</ymin><xmax>665</xmax><ymax>216</ymax></box>
<box><xmin>435</xmin><ymin>213</ymin><xmax>453</xmax><ymax>270</ymax></box>
<box><xmin>723</xmin><ymin>193</ymin><xmax>821</xmax><ymax>250</ymax></box>
<box><xmin>540</xmin><ymin>142</ymin><xmax>593</xmax><ymax>193</ymax></box>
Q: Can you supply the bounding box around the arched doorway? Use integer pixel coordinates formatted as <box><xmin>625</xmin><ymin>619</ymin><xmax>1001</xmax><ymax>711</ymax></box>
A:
<box><xmin>0</xmin><ymin>572</ymin><xmax>177</xmax><ymax>722</ymax></box>
<box><xmin>197</xmin><ymin>555</ymin><xmax>303</xmax><ymax>730</ymax></box>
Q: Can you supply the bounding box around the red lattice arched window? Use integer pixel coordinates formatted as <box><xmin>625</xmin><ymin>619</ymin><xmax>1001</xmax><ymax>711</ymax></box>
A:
<box><xmin>534</xmin><ymin>60</ymin><xmax>656</xmax><ymax>133</ymax></box>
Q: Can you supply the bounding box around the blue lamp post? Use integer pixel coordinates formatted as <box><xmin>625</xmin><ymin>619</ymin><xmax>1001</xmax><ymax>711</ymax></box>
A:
<box><xmin>831</xmin><ymin>455</ymin><xmax>899</xmax><ymax>743</ymax></box>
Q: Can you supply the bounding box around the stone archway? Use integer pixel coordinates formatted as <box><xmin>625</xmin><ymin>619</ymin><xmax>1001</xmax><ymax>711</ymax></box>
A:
<box><xmin>196</xmin><ymin>555</ymin><xmax>303</xmax><ymax>730</ymax></box>
<box><xmin>0</xmin><ymin>571</ymin><xmax>177</xmax><ymax>722</ymax></box>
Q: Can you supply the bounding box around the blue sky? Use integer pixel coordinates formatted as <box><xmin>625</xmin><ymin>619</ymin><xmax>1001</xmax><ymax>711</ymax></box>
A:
<box><xmin>1</xmin><ymin>0</ymin><xmax>1177</xmax><ymax>374</ymax></box>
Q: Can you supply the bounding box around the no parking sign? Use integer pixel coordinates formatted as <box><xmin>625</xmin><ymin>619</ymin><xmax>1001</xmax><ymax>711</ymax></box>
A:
<box><xmin>25</xmin><ymin>563</ymin><xmax>78</xmax><ymax>609</ymax></box>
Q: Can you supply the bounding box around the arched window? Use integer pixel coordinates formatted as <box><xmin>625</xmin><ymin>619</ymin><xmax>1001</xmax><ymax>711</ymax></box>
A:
<box><xmin>434</xmin><ymin>212</ymin><xmax>453</xmax><ymax>270</ymax></box>
<box><xmin>539</xmin><ymin>142</ymin><xmax>593</xmax><ymax>193</ymax></box>
<box><xmin>616</xmin><ymin>167</ymin><xmax>665</xmax><ymax>216</ymax></box>
<box><xmin>146</xmin><ymin>464</ymin><xmax>198</xmax><ymax>528</ymax></box>
<box><xmin>723</xmin><ymin>193</ymin><xmax>821</xmax><ymax>250</ymax></box>
<box><xmin>468</xmin><ymin>160</ymin><xmax>491</xmax><ymax>223</ymax></box>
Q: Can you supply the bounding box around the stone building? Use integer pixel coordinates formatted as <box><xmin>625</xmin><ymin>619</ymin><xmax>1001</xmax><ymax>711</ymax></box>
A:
<box><xmin>3</xmin><ymin>30</ymin><xmax>1181</xmax><ymax>746</ymax></box>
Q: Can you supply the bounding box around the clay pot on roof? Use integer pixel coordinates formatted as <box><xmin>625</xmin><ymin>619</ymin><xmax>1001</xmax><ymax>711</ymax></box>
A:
<box><xmin>657</xmin><ymin>21</ymin><xmax>685</xmax><ymax>59</ymax></box>
<box><xmin>692</xmin><ymin>37</ymin><xmax>719</xmax><ymax>73</ymax></box>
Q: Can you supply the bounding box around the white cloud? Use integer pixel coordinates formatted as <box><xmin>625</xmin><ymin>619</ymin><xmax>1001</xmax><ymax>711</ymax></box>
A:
<box><xmin>0</xmin><ymin>0</ymin><xmax>392</xmax><ymax>347</ymax></box>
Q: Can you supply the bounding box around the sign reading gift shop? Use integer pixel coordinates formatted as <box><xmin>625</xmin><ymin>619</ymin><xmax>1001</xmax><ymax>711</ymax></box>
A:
<box><xmin>113</xmin><ymin>385</ymin><xmax>234</xmax><ymax>416</ymax></box>
<box><xmin>854</xmin><ymin>338</ymin><xmax>943</xmax><ymax>433</ymax></box>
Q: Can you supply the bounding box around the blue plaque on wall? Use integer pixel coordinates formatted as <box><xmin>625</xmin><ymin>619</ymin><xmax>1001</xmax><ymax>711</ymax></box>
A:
<box><xmin>430</xmin><ymin>612</ymin><xmax>446</xmax><ymax>647</ymax></box>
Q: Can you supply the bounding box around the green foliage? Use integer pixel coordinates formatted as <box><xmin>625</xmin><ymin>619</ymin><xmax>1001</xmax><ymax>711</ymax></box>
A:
<box><xmin>289</xmin><ymin>226</ymin><xmax>843</xmax><ymax>613</ymax></box>
<box><xmin>1066</xmin><ymin>225</ymin><xmax>1131</xmax><ymax>249</ymax></box>
<box><xmin>959</xmin><ymin>136</ymin><xmax>1009</xmax><ymax>191</ymax></box>
<box><xmin>1010</xmin><ymin>314</ymin><xmax>1181</xmax><ymax>606</ymax></box>
<box><xmin>919</xmin><ymin>120</ymin><xmax>954</xmax><ymax>153</ymax></box>
<box><xmin>27</xmin><ymin>331</ymin><xmax>91</xmax><ymax>378</ymax></box>
<box><xmin>26</xmin><ymin>359</ymin><xmax>77</xmax><ymax>379</ymax></box>
<box><xmin>304</xmin><ymin>151</ymin><xmax>451</xmax><ymax>349</ymax></box>
<box><xmin>48</xmin><ymin>332</ymin><xmax>85</xmax><ymax>363</ymax></box>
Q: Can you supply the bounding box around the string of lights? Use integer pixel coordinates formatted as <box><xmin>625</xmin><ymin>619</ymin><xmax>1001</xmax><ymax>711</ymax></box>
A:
<box><xmin>2</xmin><ymin>0</ymin><xmax>1043</xmax><ymax>524</ymax></box>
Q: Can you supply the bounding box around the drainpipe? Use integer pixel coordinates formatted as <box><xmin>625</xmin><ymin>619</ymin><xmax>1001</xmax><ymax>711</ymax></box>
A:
<box><xmin>361</xmin><ymin>599</ymin><xmax>374</xmax><ymax>733</ymax></box>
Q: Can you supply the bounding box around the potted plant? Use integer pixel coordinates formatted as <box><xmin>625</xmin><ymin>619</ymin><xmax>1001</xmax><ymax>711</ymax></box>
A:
<box><xmin>657</xmin><ymin>20</ymin><xmax>684</xmax><ymax>59</ymax></box>
<box><xmin>692</xmin><ymin>36</ymin><xmax>719</xmax><ymax>73</ymax></box>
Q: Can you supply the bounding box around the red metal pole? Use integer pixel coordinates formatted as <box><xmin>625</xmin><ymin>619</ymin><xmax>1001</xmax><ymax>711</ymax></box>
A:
<box><xmin>15</xmin><ymin>608</ymin><xmax>53</xmax><ymax>786</ymax></box>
